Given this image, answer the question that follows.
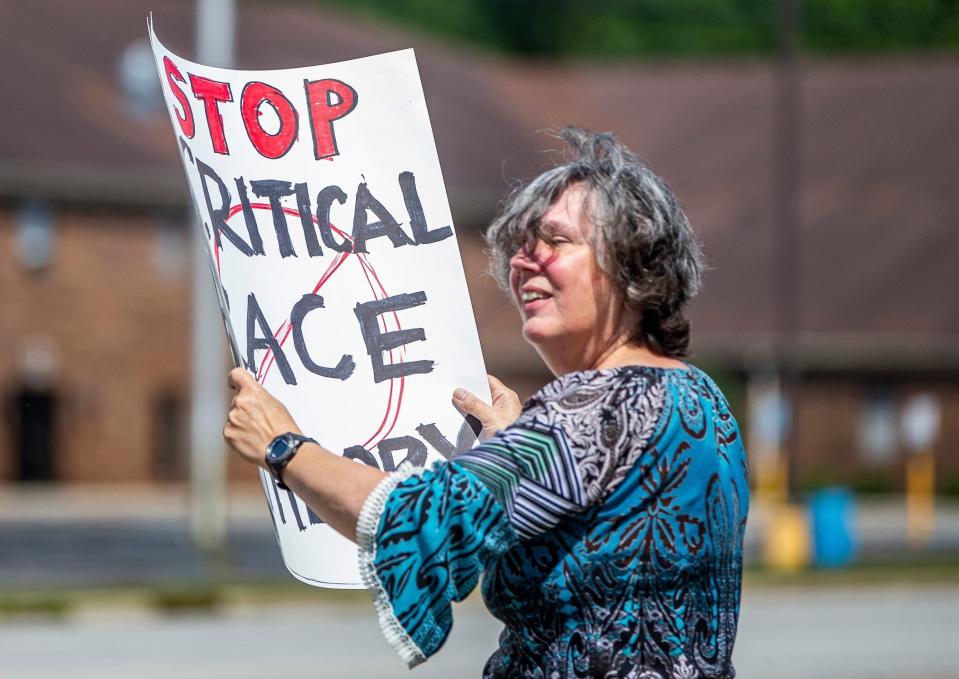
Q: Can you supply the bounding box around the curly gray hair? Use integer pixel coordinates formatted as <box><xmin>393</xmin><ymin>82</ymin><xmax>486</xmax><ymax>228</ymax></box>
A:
<box><xmin>485</xmin><ymin>127</ymin><xmax>704</xmax><ymax>358</ymax></box>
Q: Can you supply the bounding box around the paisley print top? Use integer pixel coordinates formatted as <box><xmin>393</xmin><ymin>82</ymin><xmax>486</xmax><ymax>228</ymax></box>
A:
<box><xmin>356</xmin><ymin>365</ymin><xmax>749</xmax><ymax>678</ymax></box>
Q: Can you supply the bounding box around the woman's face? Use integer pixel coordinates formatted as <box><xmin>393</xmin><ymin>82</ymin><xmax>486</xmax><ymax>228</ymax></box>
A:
<box><xmin>508</xmin><ymin>184</ymin><xmax>628</xmax><ymax>370</ymax></box>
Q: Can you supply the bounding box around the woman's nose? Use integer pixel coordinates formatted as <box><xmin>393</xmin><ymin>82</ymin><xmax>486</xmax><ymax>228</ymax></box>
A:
<box><xmin>509</xmin><ymin>239</ymin><xmax>544</xmax><ymax>274</ymax></box>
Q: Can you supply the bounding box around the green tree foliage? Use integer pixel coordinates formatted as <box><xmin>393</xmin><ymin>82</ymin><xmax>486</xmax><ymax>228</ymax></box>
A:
<box><xmin>804</xmin><ymin>0</ymin><xmax>959</xmax><ymax>52</ymax></box>
<box><xmin>314</xmin><ymin>0</ymin><xmax>959</xmax><ymax>58</ymax></box>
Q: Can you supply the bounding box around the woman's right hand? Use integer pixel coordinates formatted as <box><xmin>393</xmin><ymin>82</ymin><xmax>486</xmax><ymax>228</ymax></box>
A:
<box><xmin>453</xmin><ymin>374</ymin><xmax>522</xmax><ymax>440</ymax></box>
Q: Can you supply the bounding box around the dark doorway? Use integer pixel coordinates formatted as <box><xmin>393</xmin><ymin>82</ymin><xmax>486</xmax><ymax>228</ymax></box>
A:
<box><xmin>13</xmin><ymin>388</ymin><xmax>56</xmax><ymax>482</ymax></box>
<box><xmin>152</xmin><ymin>392</ymin><xmax>186</xmax><ymax>481</ymax></box>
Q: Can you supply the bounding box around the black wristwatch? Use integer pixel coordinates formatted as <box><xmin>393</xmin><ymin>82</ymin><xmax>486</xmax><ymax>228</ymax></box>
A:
<box><xmin>265</xmin><ymin>433</ymin><xmax>317</xmax><ymax>490</ymax></box>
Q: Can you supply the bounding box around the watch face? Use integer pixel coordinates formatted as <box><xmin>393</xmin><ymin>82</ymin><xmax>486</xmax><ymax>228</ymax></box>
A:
<box><xmin>267</xmin><ymin>435</ymin><xmax>294</xmax><ymax>463</ymax></box>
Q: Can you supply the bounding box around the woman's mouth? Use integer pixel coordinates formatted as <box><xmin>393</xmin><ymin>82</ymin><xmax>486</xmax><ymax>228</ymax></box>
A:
<box><xmin>519</xmin><ymin>289</ymin><xmax>551</xmax><ymax>314</ymax></box>
<box><xmin>520</xmin><ymin>290</ymin><xmax>550</xmax><ymax>303</ymax></box>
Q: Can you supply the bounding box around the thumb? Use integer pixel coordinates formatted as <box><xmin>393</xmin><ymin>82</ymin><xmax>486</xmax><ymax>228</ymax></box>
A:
<box><xmin>452</xmin><ymin>387</ymin><xmax>493</xmax><ymax>421</ymax></box>
<box><xmin>229</xmin><ymin>367</ymin><xmax>255</xmax><ymax>391</ymax></box>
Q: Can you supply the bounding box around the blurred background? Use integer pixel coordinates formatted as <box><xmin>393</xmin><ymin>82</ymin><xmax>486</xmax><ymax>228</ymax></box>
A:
<box><xmin>1</xmin><ymin>0</ymin><xmax>957</xmax><ymax>677</ymax></box>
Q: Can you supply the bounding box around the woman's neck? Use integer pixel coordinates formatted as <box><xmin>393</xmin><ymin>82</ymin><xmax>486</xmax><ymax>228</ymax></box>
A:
<box><xmin>540</xmin><ymin>333</ymin><xmax>688</xmax><ymax>376</ymax></box>
<box><xmin>592</xmin><ymin>343</ymin><xmax>688</xmax><ymax>371</ymax></box>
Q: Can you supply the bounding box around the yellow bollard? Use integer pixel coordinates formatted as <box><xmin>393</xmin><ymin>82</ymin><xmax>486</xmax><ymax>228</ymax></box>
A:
<box><xmin>906</xmin><ymin>450</ymin><xmax>935</xmax><ymax>549</ymax></box>
<box><xmin>754</xmin><ymin>448</ymin><xmax>789</xmax><ymax>506</ymax></box>
<box><xmin>901</xmin><ymin>393</ymin><xmax>940</xmax><ymax>550</ymax></box>
<box><xmin>762</xmin><ymin>501</ymin><xmax>810</xmax><ymax>572</ymax></box>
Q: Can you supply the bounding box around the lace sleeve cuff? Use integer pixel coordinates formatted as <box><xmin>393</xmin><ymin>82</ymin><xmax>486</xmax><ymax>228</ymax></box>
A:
<box><xmin>355</xmin><ymin>463</ymin><xmax>426</xmax><ymax>668</ymax></box>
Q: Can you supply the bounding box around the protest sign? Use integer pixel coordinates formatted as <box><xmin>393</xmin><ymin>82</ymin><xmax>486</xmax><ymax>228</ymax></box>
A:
<box><xmin>148</xmin><ymin>18</ymin><xmax>491</xmax><ymax>588</ymax></box>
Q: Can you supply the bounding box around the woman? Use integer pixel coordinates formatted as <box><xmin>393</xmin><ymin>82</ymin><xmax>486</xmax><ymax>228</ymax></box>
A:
<box><xmin>224</xmin><ymin>128</ymin><xmax>749</xmax><ymax>678</ymax></box>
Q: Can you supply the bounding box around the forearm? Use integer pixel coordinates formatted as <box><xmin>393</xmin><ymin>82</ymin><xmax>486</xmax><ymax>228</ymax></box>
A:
<box><xmin>223</xmin><ymin>367</ymin><xmax>516</xmax><ymax>543</ymax></box>
<box><xmin>280</xmin><ymin>442</ymin><xmax>388</xmax><ymax>543</ymax></box>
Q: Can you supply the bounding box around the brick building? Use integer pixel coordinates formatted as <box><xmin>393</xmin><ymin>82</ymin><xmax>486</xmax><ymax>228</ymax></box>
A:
<box><xmin>2</xmin><ymin>1</ymin><xmax>957</xmax><ymax>491</ymax></box>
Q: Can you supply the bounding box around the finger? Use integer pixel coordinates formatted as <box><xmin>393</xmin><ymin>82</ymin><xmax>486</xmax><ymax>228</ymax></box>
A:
<box><xmin>487</xmin><ymin>374</ymin><xmax>517</xmax><ymax>400</ymax></box>
<box><xmin>230</xmin><ymin>395</ymin><xmax>247</xmax><ymax>414</ymax></box>
<box><xmin>228</xmin><ymin>367</ymin><xmax>245</xmax><ymax>391</ymax></box>
<box><xmin>230</xmin><ymin>367</ymin><xmax>260</xmax><ymax>391</ymax></box>
<box><xmin>452</xmin><ymin>387</ymin><xmax>494</xmax><ymax>421</ymax></box>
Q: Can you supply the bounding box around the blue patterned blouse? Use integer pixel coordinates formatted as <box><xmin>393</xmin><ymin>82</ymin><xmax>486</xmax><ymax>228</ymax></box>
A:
<box><xmin>356</xmin><ymin>365</ymin><xmax>749</xmax><ymax>678</ymax></box>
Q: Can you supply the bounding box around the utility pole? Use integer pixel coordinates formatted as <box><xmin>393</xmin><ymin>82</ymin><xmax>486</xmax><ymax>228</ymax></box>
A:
<box><xmin>775</xmin><ymin>0</ymin><xmax>801</xmax><ymax>501</ymax></box>
<box><xmin>755</xmin><ymin>0</ymin><xmax>807</xmax><ymax>573</ymax></box>
<box><xmin>189</xmin><ymin>0</ymin><xmax>235</xmax><ymax>557</ymax></box>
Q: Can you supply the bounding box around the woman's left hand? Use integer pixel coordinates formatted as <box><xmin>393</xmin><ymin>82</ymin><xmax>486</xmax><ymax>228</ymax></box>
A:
<box><xmin>224</xmin><ymin>368</ymin><xmax>301</xmax><ymax>469</ymax></box>
<box><xmin>453</xmin><ymin>374</ymin><xmax>522</xmax><ymax>440</ymax></box>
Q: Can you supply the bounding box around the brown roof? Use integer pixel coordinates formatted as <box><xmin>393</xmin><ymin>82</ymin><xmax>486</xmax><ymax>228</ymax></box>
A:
<box><xmin>472</xmin><ymin>58</ymin><xmax>959</xmax><ymax>364</ymax></box>
<box><xmin>0</xmin><ymin>0</ymin><xmax>536</xmax><ymax>213</ymax></box>
<box><xmin>3</xmin><ymin>1</ymin><xmax>958</xmax><ymax>366</ymax></box>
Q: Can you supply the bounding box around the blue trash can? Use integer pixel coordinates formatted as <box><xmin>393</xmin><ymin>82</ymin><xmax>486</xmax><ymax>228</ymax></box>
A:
<box><xmin>810</xmin><ymin>487</ymin><xmax>856</xmax><ymax>568</ymax></box>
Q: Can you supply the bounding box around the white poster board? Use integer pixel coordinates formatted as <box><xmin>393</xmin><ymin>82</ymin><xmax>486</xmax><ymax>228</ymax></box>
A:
<box><xmin>149</xmin><ymin>19</ymin><xmax>490</xmax><ymax>588</ymax></box>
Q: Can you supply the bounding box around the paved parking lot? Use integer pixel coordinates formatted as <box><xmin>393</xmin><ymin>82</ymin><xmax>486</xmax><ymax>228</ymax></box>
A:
<box><xmin>1</xmin><ymin>584</ymin><xmax>957</xmax><ymax>678</ymax></box>
<box><xmin>3</xmin><ymin>487</ymin><xmax>959</xmax><ymax>588</ymax></box>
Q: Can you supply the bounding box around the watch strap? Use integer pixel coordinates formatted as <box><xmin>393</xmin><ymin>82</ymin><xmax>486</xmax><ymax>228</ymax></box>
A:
<box><xmin>266</xmin><ymin>433</ymin><xmax>316</xmax><ymax>491</ymax></box>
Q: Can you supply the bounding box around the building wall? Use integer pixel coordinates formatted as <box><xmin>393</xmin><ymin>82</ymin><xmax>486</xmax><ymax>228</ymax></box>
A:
<box><xmin>794</xmin><ymin>380</ymin><xmax>863</xmax><ymax>486</ymax></box>
<box><xmin>793</xmin><ymin>377</ymin><xmax>959</xmax><ymax>493</ymax></box>
<box><xmin>0</xmin><ymin>203</ymin><xmax>196</xmax><ymax>483</ymax></box>
<box><xmin>2</xmin><ymin>206</ymin><xmax>956</xmax><ymax>493</ymax></box>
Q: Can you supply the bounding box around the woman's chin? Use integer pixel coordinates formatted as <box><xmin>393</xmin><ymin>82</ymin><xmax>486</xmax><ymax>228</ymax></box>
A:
<box><xmin>521</xmin><ymin>321</ymin><xmax>557</xmax><ymax>347</ymax></box>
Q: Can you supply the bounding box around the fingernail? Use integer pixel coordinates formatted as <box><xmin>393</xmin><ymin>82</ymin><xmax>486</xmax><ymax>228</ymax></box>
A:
<box><xmin>453</xmin><ymin>388</ymin><xmax>467</xmax><ymax>401</ymax></box>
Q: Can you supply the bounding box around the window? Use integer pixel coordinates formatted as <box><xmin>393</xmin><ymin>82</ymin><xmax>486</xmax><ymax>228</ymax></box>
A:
<box><xmin>152</xmin><ymin>211</ymin><xmax>188</xmax><ymax>280</ymax></box>
<box><xmin>16</xmin><ymin>199</ymin><xmax>55</xmax><ymax>272</ymax></box>
<box><xmin>857</xmin><ymin>389</ymin><xmax>897</xmax><ymax>465</ymax></box>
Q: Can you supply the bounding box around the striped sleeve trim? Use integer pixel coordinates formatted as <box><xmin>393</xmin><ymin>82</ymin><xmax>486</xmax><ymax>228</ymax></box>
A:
<box><xmin>454</xmin><ymin>420</ymin><xmax>586</xmax><ymax>540</ymax></box>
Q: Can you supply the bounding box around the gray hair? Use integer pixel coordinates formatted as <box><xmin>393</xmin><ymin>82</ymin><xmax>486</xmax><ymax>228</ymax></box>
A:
<box><xmin>485</xmin><ymin>127</ymin><xmax>704</xmax><ymax>357</ymax></box>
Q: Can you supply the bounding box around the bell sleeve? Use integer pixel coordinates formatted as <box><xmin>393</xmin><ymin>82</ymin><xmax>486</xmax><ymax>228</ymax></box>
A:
<box><xmin>356</xmin><ymin>460</ymin><xmax>517</xmax><ymax>667</ymax></box>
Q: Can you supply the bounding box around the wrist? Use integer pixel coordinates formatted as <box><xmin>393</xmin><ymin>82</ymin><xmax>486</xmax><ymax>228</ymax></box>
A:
<box><xmin>279</xmin><ymin>442</ymin><xmax>319</xmax><ymax>487</ymax></box>
<box><xmin>265</xmin><ymin>433</ymin><xmax>316</xmax><ymax>490</ymax></box>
